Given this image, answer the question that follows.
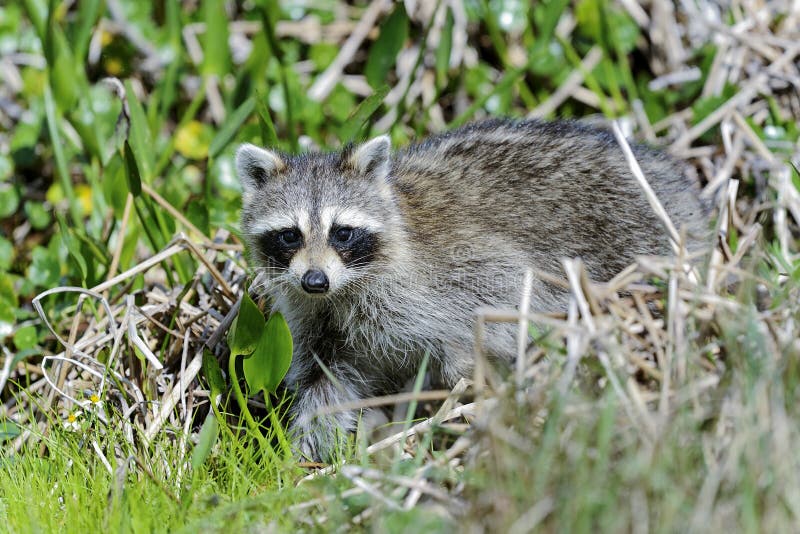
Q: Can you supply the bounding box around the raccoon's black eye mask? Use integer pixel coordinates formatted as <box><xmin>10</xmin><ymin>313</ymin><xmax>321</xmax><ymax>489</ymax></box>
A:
<box><xmin>329</xmin><ymin>225</ymin><xmax>379</xmax><ymax>267</ymax></box>
<box><xmin>258</xmin><ymin>227</ymin><xmax>303</xmax><ymax>268</ymax></box>
<box><xmin>278</xmin><ymin>228</ymin><xmax>303</xmax><ymax>247</ymax></box>
<box><xmin>331</xmin><ymin>226</ymin><xmax>354</xmax><ymax>244</ymax></box>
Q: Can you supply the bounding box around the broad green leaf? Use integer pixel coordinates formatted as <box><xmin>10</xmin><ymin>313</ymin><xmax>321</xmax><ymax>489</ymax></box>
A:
<box><xmin>0</xmin><ymin>300</ymin><xmax>13</xmax><ymax>341</ymax></box>
<box><xmin>186</xmin><ymin>201</ymin><xmax>210</xmax><ymax>236</ymax></box>
<box><xmin>13</xmin><ymin>325</ymin><xmax>37</xmax><ymax>351</ymax></box>
<box><xmin>119</xmin><ymin>227</ymin><xmax>140</xmax><ymax>275</ymax></box>
<box><xmin>45</xmin><ymin>183</ymin><xmax>63</xmax><ymax>205</ymax></box>
<box><xmin>57</xmin><ymin>214</ymin><xmax>87</xmax><ymax>283</ymax></box>
<box><xmin>27</xmin><ymin>246</ymin><xmax>60</xmax><ymax>287</ymax></box>
<box><xmin>528</xmin><ymin>42</ymin><xmax>565</xmax><ymax>77</ymax></box>
<box><xmin>0</xmin><ymin>184</ymin><xmax>19</xmax><ymax>218</ymax></box>
<box><xmin>102</xmin><ymin>153</ymin><xmax>129</xmax><ymax>213</ymax></box>
<box><xmin>66</xmin><ymin>106</ymin><xmax>102</xmax><ymax>163</ymax></box>
<box><xmin>242</xmin><ymin>312</ymin><xmax>293</xmax><ymax>395</ymax></box>
<box><xmin>11</xmin><ymin>116</ymin><xmax>40</xmax><ymax>155</ymax></box>
<box><xmin>124</xmin><ymin>79</ymin><xmax>154</xmax><ymax>184</ymax></box>
<box><xmin>191</xmin><ymin>412</ymin><xmax>220</xmax><ymax>469</ymax></box>
<box><xmin>309</xmin><ymin>42</ymin><xmax>339</xmax><ymax>70</ymax></box>
<box><xmin>135</xmin><ymin>196</ymin><xmax>171</xmax><ymax>251</ymax></box>
<box><xmin>71</xmin><ymin>226</ymin><xmax>111</xmax><ymax>273</ymax></box>
<box><xmin>209</xmin><ymin>97</ymin><xmax>255</xmax><ymax>159</ymax></box>
<box><xmin>365</xmin><ymin>4</ymin><xmax>409</xmax><ymax>89</ymax></box>
<box><xmin>227</xmin><ymin>292</ymin><xmax>266</xmax><ymax>358</ymax></box>
<box><xmin>0</xmin><ymin>154</ymin><xmax>12</xmax><ymax>181</ymax></box>
<box><xmin>691</xmin><ymin>83</ymin><xmax>737</xmax><ymax>138</ymax></box>
<box><xmin>23</xmin><ymin>201</ymin><xmax>51</xmax><ymax>230</ymax></box>
<box><xmin>0</xmin><ymin>237</ymin><xmax>13</xmax><ymax>271</ymax></box>
<box><xmin>0</xmin><ymin>419</ymin><xmax>21</xmax><ymax>443</ymax></box>
<box><xmin>123</xmin><ymin>140</ymin><xmax>142</xmax><ymax>197</ymax></box>
<box><xmin>326</xmin><ymin>86</ymin><xmax>357</xmax><ymax>123</ymax></box>
<box><xmin>340</xmin><ymin>85</ymin><xmax>390</xmax><ymax>143</ymax></box>
<box><xmin>96</xmin><ymin>346</ymin><xmax>110</xmax><ymax>365</ymax></box>
<box><xmin>607</xmin><ymin>9</ymin><xmax>639</xmax><ymax>55</ymax></box>
<box><xmin>202</xmin><ymin>348</ymin><xmax>226</xmax><ymax>399</ymax></box>
<box><xmin>0</xmin><ymin>275</ymin><xmax>17</xmax><ymax>308</ymax></box>
<box><xmin>13</xmin><ymin>349</ymin><xmax>40</xmax><ymax>365</ymax></box>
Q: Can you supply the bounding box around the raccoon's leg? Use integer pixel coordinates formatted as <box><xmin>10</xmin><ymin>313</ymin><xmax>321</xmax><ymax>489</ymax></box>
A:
<box><xmin>285</xmin><ymin>357</ymin><xmax>372</xmax><ymax>462</ymax></box>
<box><xmin>430</xmin><ymin>341</ymin><xmax>475</xmax><ymax>389</ymax></box>
<box><xmin>432</xmin><ymin>324</ymin><xmax>517</xmax><ymax>389</ymax></box>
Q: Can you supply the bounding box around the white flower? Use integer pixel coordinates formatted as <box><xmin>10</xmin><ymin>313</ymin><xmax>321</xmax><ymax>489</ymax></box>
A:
<box><xmin>63</xmin><ymin>411</ymin><xmax>81</xmax><ymax>432</ymax></box>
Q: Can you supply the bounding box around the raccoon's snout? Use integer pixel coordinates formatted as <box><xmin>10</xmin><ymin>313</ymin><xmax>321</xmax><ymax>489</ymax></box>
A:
<box><xmin>301</xmin><ymin>269</ymin><xmax>330</xmax><ymax>294</ymax></box>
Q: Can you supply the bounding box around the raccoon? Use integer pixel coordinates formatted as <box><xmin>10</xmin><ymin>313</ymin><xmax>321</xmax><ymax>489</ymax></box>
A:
<box><xmin>236</xmin><ymin>119</ymin><xmax>709</xmax><ymax>461</ymax></box>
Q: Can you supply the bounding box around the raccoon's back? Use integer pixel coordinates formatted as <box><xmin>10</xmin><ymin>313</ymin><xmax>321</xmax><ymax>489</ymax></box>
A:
<box><xmin>391</xmin><ymin>119</ymin><xmax>709</xmax><ymax>279</ymax></box>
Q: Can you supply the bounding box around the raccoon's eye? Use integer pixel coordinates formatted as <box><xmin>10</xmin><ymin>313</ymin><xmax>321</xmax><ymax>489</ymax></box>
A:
<box><xmin>278</xmin><ymin>228</ymin><xmax>302</xmax><ymax>247</ymax></box>
<box><xmin>332</xmin><ymin>226</ymin><xmax>354</xmax><ymax>243</ymax></box>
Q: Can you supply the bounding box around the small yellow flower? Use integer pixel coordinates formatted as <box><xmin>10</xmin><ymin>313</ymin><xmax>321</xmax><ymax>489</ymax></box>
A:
<box><xmin>104</xmin><ymin>58</ymin><xmax>123</xmax><ymax>76</ymax></box>
<box><xmin>175</xmin><ymin>120</ymin><xmax>213</xmax><ymax>160</ymax></box>
<box><xmin>75</xmin><ymin>184</ymin><xmax>93</xmax><ymax>216</ymax></box>
<box><xmin>64</xmin><ymin>411</ymin><xmax>81</xmax><ymax>432</ymax></box>
<box><xmin>46</xmin><ymin>183</ymin><xmax>64</xmax><ymax>205</ymax></box>
<box><xmin>90</xmin><ymin>394</ymin><xmax>101</xmax><ymax>404</ymax></box>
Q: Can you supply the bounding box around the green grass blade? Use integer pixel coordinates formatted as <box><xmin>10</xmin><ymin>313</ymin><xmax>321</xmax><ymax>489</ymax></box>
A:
<box><xmin>123</xmin><ymin>80</ymin><xmax>155</xmax><ymax>184</ymax></box>
<box><xmin>365</xmin><ymin>4</ymin><xmax>409</xmax><ymax>89</ymax></box>
<box><xmin>43</xmin><ymin>85</ymin><xmax>81</xmax><ymax>223</ymax></box>
<box><xmin>340</xmin><ymin>85</ymin><xmax>390</xmax><ymax>143</ymax></box>
<box><xmin>257</xmin><ymin>0</ymin><xmax>297</xmax><ymax>152</ymax></box>
<box><xmin>256</xmin><ymin>90</ymin><xmax>280</xmax><ymax>148</ymax></box>
<box><xmin>201</xmin><ymin>0</ymin><xmax>231</xmax><ymax>76</ymax></box>
<box><xmin>209</xmin><ymin>97</ymin><xmax>256</xmax><ymax>159</ymax></box>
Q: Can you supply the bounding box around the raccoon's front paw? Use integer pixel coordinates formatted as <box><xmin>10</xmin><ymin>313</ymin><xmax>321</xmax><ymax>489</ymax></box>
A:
<box><xmin>290</xmin><ymin>412</ymin><xmax>353</xmax><ymax>463</ymax></box>
<box><xmin>295</xmin><ymin>427</ymin><xmax>341</xmax><ymax>463</ymax></box>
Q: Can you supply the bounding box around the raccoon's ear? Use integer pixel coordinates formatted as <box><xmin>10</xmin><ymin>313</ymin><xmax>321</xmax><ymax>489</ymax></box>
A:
<box><xmin>235</xmin><ymin>143</ymin><xmax>285</xmax><ymax>192</ymax></box>
<box><xmin>349</xmin><ymin>135</ymin><xmax>391</xmax><ymax>180</ymax></box>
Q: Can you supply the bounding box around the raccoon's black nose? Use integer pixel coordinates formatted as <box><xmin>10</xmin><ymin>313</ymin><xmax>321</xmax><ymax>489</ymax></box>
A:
<box><xmin>301</xmin><ymin>269</ymin><xmax>330</xmax><ymax>294</ymax></box>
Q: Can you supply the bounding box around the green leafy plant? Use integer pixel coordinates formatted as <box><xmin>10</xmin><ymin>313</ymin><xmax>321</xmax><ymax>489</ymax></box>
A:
<box><xmin>224</xmin><ymin>291</ymin><xmax>293</xmax><ymax>459</ymax></box>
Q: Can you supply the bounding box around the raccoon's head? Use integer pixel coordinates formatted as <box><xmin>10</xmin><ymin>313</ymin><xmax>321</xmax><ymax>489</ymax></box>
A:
<box><xmin>236</xmin><ymin>136</ymin><xmax>404</xmax><ymax>298</ymax></box>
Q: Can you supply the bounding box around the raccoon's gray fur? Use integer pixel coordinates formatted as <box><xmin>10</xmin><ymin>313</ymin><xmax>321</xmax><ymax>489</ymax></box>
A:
<box><xmin>236</xmin><ymin>119</ymin><xmax>709</xmax><ymax>461</ymax></box>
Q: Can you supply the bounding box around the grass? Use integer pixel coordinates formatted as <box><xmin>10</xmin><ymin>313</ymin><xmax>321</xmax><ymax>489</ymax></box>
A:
<box><xmin>0</xmin><ymin>412</ymin><xmax>310</xmax><ymax>532</ymax></box>
<box><xmin>1</xmin><ymin>0</ymin><xmax>799</xmax><ymax>531</ymax></box>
